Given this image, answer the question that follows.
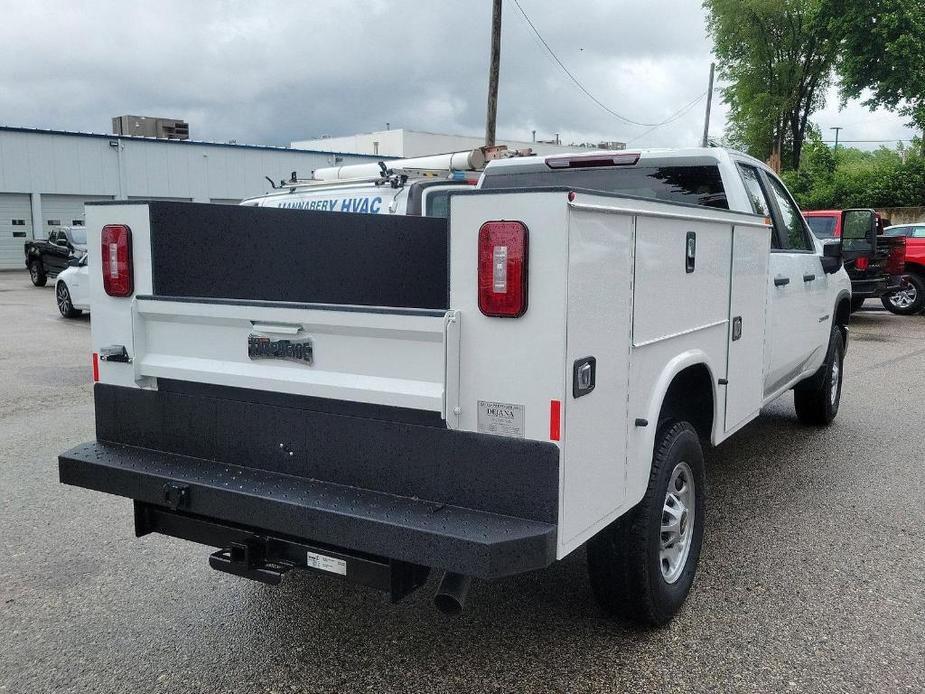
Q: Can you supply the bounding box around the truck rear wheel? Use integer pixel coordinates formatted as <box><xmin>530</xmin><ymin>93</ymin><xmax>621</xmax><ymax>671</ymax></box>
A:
<box><xmin>587</xmin><ymin>420</ymin><xmax>705</xmax><ymax>626</ymax></box>
<box><xmin>794</xmin><ymin>327</ymin><xmax>844</xmax><ymax>426</ymax></box>
<box><xmin>881</xmin><ymin>273</ymin><xmax>925</xmax><ymax>315</ymax></box>
<box><xmin>29</xmin><ymin>260</ymin><xmax>47</xmax><ymax>287</ymax></box>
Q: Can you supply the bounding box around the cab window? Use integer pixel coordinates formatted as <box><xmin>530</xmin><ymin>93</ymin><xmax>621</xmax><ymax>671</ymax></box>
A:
<box><xmin>736</xmin><ymin>163</ymin><xmax>779</xmax><ymax>249</ymax></box>
<box><xmin>766</xmin><ymin>175</ymin><xmax>812</xmax><ymax>251</ymax></box>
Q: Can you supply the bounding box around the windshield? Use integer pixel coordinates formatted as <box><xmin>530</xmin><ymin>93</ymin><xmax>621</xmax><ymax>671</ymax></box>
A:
<box><xmin>805</xmin><ymin>216</ymin><xmax>837</xmax><ymax>239</ymax></box>
<box><xmin>69</xmin><ymin>229</ymin><xmax>87</xmax><ymax>245</ymax></box>
<box><xmin>481</xmin><ymin>162</ymin><xmax>729</xmax><ymax>209</ymax></box>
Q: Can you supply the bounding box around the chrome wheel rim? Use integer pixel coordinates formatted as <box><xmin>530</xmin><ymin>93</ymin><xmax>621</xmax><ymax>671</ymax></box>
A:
<box><xmin>889</xmin><ymin>279</ymin><xmax>917</xmax><ymax>309</ymax></box>
<box><xmin>830</xmin><ymin>354</ymin><xmax>841</xmax><ymax>405</ymax></box>
<box><xmin>56</xmin><ymin>284</ymin><xmax>69</xmax><ymax>314</ymax></box>
<box><xmin>660</xmin><ymin>461</ymin><xmax>695</xmax><ymax>584</ymax></box>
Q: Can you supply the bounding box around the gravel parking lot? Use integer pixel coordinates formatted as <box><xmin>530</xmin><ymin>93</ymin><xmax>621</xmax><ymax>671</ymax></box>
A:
<box><xmin>1</xmin><ymin>270</ymin><xmax>923</xmax><ymax>694</ymax></box>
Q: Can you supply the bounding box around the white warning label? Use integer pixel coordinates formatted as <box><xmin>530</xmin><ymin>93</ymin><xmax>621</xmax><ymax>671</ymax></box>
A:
<box><xmin>477</xmin><ymin>401</ymin><xmax>525</xmax><ymax>438</ymax></box>
<box><xmin>306</xmin><ymin>551</ymin><xmax>347</xmax><ymax>576</ymax></box>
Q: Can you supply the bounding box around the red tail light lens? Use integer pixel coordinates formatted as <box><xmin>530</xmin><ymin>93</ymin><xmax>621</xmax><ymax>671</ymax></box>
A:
<box><xmin>855</xmin><ymin>256</ymin><xmax>869</xmax><ymax>271</ymax></box>
<box><xmin>101</xmin><ymin>224</ymin><xmax>133</xmax><ymax>297</ymax></box>
<box><xmin>886</xmin><ymin>237</ymin><xmax>906</xmax><ymax>275</ymax></box>
<box><xmin>478</xmin><ymin>221</ymin><xmax>528</xmax><ymax>317</ymax></box>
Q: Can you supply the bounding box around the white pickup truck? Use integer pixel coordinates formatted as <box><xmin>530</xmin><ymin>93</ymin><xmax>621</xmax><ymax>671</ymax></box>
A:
<box><xmin>59</xmin><ymin>147</ymin><xmax>851</xmax><ymax>626</ymax></box>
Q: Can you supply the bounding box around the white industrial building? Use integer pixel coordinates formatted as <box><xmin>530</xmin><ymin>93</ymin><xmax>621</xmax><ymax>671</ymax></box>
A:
<box><xmin>0</xmin><ymin>126</ymin><xmax>376</xmax><ymax>270</ymax></box>
<box><xmin>292</xmin><ymin>128</ymin><xmax>625</xmax><ymax>158</ymax></box>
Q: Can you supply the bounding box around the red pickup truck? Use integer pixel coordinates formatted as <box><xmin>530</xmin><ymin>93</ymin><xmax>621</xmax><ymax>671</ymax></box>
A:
<box><xmin>882</xmin><ymin>223</ymin><xmax>925</xmax><ymax>314</ymax></box>
<box><xmin>803</xmin><ymin>209</ymin><xmax>905</xmax><ymax>311</ymax></box>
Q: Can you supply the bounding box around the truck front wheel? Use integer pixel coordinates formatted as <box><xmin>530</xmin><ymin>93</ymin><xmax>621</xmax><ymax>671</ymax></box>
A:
<box><xmin>587</xmin><ymin>420</ymin><xmax>705</xmax><ymax>626</ymax></box>
<box><xmin>793</xmin><ymin>327</ymin><xmax>844</xmax><ymax>426</ymax></box>
<box><xmin>29</xmin><ymin>260</ymin><xmax>47</xmax><ymax>287</ymax></box>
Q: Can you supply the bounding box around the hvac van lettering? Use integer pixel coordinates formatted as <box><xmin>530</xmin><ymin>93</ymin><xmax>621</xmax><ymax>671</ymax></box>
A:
<box><xmin>276</xmin><ymin>196</ymin><xmax>383</xmax><ymax>214</ymax></box>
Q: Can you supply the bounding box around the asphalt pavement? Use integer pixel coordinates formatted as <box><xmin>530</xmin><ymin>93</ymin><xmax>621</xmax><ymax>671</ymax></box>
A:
<box><xmin>1</xmin><ymin>271</ymin><xmax>922</xmax><ymax>693</ymax></box>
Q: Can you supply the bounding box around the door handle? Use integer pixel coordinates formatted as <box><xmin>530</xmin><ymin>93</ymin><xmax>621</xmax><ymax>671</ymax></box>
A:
<box><xmin>774</xmin><ymin>276</ymin><xmax>790</xmax><ymax>287</ymax></box>
<box><xmin>803</xmin><ymin>273</ymin><xmax>816</xmax><ymax>282</ymax></box>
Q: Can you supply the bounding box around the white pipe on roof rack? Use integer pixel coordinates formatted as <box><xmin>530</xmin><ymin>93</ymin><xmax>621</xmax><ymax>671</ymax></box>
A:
<box><xmin>312</xmin><ymin>147</ymin><xmax>497</xmax><ymax>181</ymax></box>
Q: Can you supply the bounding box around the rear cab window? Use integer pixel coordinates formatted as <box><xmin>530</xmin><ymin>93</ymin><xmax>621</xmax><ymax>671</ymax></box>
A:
<box><xmin>480</xmin><ymin>157</ymin><xmax>729</xmax><ymax>209</ymax></box>
<box><xmin>805</xmin><ymin>216</ymin><xmax>838</xmax><ymax>239</ymax></box>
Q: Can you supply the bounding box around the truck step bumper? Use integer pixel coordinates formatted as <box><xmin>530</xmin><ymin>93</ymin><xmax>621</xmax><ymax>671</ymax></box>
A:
<box><xmin>59</xmin><ymin>441</ymin><xmax>557</xmax><ymax>579</ymax></box>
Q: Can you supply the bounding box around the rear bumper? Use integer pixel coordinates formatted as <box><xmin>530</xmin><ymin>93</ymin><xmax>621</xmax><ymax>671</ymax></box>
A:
<box><xmin>851</xmin><ymin>276</ymin><xmax>900</xmax><ymax>298</ymax></box>
<box><xmin>59</xmin><ymin>442</ymin><xmax>555</xmax><ymax>578</ymax></box>
<box><xmin>59</xmin><ymin>382</ymin><xmax>560</xmax><ymax>579</ymax></box>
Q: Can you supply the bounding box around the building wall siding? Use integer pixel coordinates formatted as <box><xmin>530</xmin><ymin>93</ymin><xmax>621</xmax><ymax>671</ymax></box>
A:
<box><xmin>0</xmin><ymin>128</ymin><xmax>378</xmax><ymax>269</ymax></box>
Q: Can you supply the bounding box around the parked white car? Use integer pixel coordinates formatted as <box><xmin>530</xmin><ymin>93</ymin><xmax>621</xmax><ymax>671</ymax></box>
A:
<box><xmin>54</xmin><ymin>256</ymin><xmax>89</xmax><ymax>318</ymax></box>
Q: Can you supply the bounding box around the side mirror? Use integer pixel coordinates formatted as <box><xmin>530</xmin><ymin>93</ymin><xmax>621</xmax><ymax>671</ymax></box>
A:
<box><xmin>821</xmin><ymin>239</ymin><xmax>842</xmax><ymax>274</ymax></box>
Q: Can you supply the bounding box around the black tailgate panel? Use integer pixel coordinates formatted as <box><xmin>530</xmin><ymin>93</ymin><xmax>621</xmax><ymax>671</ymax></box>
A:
<box><xmin>147</xmin><ymin>201</ymin><xmax>449</xmax><ymax>310</ymax></box>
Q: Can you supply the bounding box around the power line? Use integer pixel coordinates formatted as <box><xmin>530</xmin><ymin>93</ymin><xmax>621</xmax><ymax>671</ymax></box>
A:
<box><xmin>510</xmin><ymin>0</ymin><xmax>701</xmax><ymax>129</ymax></box>
<box><xmin>819</xmin><ymin>139</ymin><xmax>915</xmax><ymax>143</ymax></box>
<box><xmin>625</xmin><ymin>93</ymin><xmax>708</xmax><ymax>144</ymax></box>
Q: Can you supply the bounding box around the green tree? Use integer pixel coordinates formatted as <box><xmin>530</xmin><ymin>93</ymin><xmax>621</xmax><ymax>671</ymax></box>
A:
<box><xmin>829</xmin><ymin>0</ymin><xmax>925</xmax><ymax>154</ymax></box>
<box><xmin>782</xmin><ymin>142</ymin><xmax>925</xmax><ymax>209</ymax></box>
<box><xmin>705</xmin><ymin>0</ymin><xmax>839</xmax><ymax>170</ymax></box>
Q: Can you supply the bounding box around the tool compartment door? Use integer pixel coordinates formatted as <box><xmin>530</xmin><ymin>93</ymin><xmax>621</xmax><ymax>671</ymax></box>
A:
<box><xmin>560</xmin><ymin>204</ymin><xmax>634</xmax><ymax>547</ymax></box>
<box><xmin>724</xmin><ymin>224</ymin><xmax>770</xmax><ymax>432</ymax></box>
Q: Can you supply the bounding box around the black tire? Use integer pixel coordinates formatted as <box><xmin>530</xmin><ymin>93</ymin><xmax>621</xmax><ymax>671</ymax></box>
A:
<box><xmin>880</xmin><ymin>273</ymin><xmax>925</xmax><ymax>316</ymax></box>
<box><xmin>587</xmin><ymin>420</ymin><xmax>705</xmax><ymax>626</ymax></box>
<box><xmin>29</xmin><ymin>259</ymin><xmax>47</xmax><ymax>287</ymax></box>
<box><xmin>55</xmin><ymin>282</ymin><xmax>82</xmax><ymax>318</ymax></box>
<box><xmin>850</xmin><ymin>296</ymin><xmax>865</xmax><ymax>313</ymax></box>
<box><xmin>794</xmin><ymin>327</ymin><xmax>844</xmax><ymax>426</ymax></box>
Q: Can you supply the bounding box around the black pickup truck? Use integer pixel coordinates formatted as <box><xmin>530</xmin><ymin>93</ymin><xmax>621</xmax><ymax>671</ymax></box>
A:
<box><xmin>804</xmin><ymin>208</ymin><xmax>905</xmax><ymax>310</ymax></box>
<box><xmin>24</xmin><ymin>226</ymin><xmax>88</xmax><ymax>286</ymax></box>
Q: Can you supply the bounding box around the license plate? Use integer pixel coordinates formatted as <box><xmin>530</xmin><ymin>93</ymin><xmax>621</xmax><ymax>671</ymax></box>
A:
<box><xmin>247</xmin><ymin>333</ymin><xmax>314</xmax><ymax>365</ymax></box>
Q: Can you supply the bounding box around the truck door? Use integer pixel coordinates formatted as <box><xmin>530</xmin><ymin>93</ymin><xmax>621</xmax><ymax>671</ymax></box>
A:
<box><xmin>45</xmin><ymin>230</ymin><xmax>67</xmax><ymax>274</ymax></box>
<box><xmin>761</xmin><ymin>171</ymin><xmax>827</xmax><ymax>393</ymax></box>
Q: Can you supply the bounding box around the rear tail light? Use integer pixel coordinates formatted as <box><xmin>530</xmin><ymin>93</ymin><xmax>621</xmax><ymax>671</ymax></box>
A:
<box><xmin>886</xmin><ymin>237</ymin><xmax>906</xmax><ymax>275</ymax></box>
<box><xmin>478</xmin><ymin>221</ymin><xmax>528</xmax><ymax>317</ymax></box>
<box><xmin>855</xmin><ymin>256</ymin><xmax>869</xmax><ymax>271</ymax></box>
<box><xmin>101</xmin><ymin>224</ymin><xmax>133</xmax><ymax>297</ymax></box>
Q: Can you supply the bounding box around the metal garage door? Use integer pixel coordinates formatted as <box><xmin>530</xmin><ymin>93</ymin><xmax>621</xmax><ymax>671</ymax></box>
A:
<box><xmin>0</xmin><ymin>193</ymin><xmax>33</xmax><ymax>270</ymax></box>
<box><xmin>41</xmin><ymin>194</ymin><xmax>113</xmax><ymax>234</ymax></box>
<box><xmin>128</xmin><ymin>196</ymin><xmax>192</xmax><ymax>202</ymax></box>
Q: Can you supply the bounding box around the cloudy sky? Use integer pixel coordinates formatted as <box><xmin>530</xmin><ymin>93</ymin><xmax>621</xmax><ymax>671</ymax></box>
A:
<box><xmin>0</xmin><ymin>0</ymin><xmax>916</xmax><ymax>150</ymax></box>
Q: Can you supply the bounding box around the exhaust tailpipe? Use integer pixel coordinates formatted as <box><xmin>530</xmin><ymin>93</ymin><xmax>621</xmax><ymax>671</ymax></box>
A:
<box><xmin>433</xmin><ymin>572</ymin><xmax>472</xmax><ymax>615</ymax></box>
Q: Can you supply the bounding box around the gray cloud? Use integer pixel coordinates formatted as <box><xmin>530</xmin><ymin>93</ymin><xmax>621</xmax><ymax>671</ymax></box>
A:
<box><xmin>0</xmin><ymin>0</ymin><xmax>915</xmax><ymax>150</ymax></box>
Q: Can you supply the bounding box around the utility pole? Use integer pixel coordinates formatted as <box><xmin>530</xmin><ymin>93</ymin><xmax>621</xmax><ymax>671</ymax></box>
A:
<box><xmin>701</xmin><ymin>62</ymin><xmax>715</xmax><ymax>148</ymax></box>
<box><xmin>485</xmin><ymin>0</ymin><xmax>502</xmax><ymax>147</ymax></box>
<box><xmin>830</xmin><ymin>126</ymin><xmax>843</xmax><ymax>154</ymax></box>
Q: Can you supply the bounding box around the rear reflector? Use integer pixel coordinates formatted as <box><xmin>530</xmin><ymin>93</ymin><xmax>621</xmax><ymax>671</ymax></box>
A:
<box><xmin>546</xmin><ymin>152</ymin><xmax>640</xmax><ymax>169</ymax></box>
<box><xmin>101</xmin><ymin>224</ymin><xmax>133</xmax><ymax>297</ymax></box>
<box><xmin>92</xmin><ymin>352</ymin><xmax>99</xmax><ymax>382</ymax></box>
<box><xmin>549</xmin><ymin>400</ymin><xmax>561</xmax><ymax>441</ymax></box>
<box><xmin>855</xmin><ymin>256</ymin><xmax>869</xmax><ymax>271</ymax></box>
<box><xmin>478</xmin><ymin>221</ymin><xmax>528</xmax><ymax>317</ymax></box>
